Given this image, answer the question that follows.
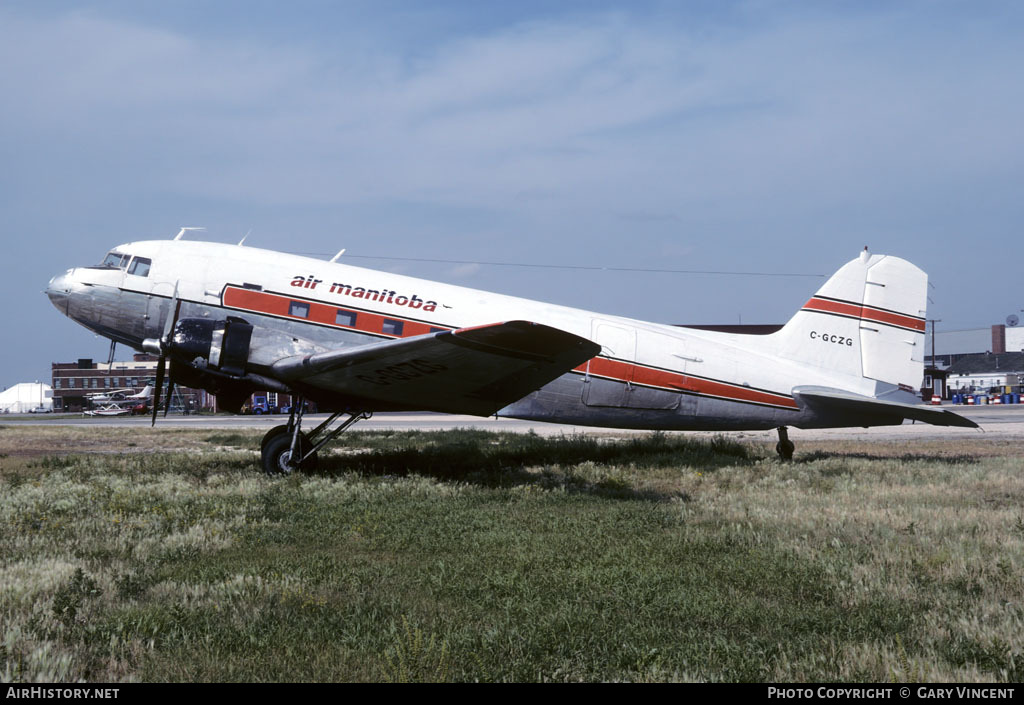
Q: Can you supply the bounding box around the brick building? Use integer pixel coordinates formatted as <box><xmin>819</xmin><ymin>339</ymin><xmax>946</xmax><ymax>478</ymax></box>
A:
<box><xmin>51</xmin><ymin>354</ymin><xmax>291</xmax><ymax>414</ymax></box>
<box><xmin>51</xmin><ymin>354</ymin><xmax>215</xmax><ymax>413</ymax></box>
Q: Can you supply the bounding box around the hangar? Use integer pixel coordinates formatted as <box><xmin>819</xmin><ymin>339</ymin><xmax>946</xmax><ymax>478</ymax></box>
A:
<box><xmin>0</xmin><ymin>382</ymin><xmax>53</xmax><ymax>414</ymax></box>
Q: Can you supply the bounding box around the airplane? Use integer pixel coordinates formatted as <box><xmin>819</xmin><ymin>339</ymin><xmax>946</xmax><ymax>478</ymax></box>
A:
<box><xmin>123</xmin><ymin>384</ymin><xmax>154</xmax><ymax>401</ymax></box>
<box><xmin>45</xmin><ymin>233</ymin><xmax>976</xmax><ymax>473</ymax></box>
<box><xmin>86</xmin><ymin>390</ymin><xmax>129</xmax><ymax>403</ymax></box>
<box><xmin>86</xmin><ymin>385</ymin><xmax>154</xmax><ymax>404</ymax></box>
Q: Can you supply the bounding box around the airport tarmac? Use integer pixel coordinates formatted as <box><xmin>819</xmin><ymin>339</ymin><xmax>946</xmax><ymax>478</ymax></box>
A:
<box><xmin>8</xmin><ymin>403</ymin><xmax>1024</xmax><ymax>441</ymax></box>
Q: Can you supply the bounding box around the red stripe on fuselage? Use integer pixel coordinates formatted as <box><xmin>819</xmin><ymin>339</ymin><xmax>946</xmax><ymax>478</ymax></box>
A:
<box><xmin>802</xmin><ymin>297</ymin><xmax>925</xmax><ymax>332</ymax></box>
<box><xmin>223</xmin><ymin>285</ymin><xmax>797</xmax><ymax>410</ymax></box>
<box><xmin>576</xmin><ymin>357</ymin><xmax>798</xmax><ymax>410</ymax></box>
<box><xmin>222</xmin><ymin>286</ymin><xmax>444</xmax><ymax>338</ymax></box>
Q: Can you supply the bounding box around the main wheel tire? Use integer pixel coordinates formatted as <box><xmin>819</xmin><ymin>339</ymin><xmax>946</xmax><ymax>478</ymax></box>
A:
<box><xmin>261</xmin><ymin>432</ymin><xmax>319</xmax><ymax>475</ymax></box>
<box><xmin>260</xmin><ymin>424</ymin><xmax>290</xmax><ymax>452</ymax></box>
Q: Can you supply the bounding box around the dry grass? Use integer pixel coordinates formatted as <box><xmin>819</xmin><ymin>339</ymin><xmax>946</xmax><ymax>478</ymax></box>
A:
<box><xmin>1</xmin><ymin>424</ymin><xmax>1021</xmax><ymax>682</ymax></box>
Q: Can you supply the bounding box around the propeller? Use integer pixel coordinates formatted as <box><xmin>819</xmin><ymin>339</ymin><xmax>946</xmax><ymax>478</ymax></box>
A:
<box><xmin>151</xmin><ymin>283</ymin><xmax>181</xmax><ymax>427</ymax></box>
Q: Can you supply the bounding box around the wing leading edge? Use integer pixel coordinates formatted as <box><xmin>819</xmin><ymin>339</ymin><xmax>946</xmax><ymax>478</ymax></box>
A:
<box><xmin>793</xmin><ymin>386</ymin><xmax>979</xmax><ymax>428</ymax></box>
<box><xmin>271</xmin><ymin>320</ymin><xmax>601</xmax><ymax>416</ymax></box>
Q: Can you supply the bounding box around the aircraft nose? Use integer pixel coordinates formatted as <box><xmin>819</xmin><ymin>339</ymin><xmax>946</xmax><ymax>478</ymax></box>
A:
<box><xmin>46</xmin><ymin>269</ymin><xmax>73</xmax><ymax>314</ymax></box>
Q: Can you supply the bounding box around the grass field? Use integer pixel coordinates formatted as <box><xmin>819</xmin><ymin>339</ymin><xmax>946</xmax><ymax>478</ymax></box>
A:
<box><xmin>1</xmin><ymin>425</ymin><xmax>1021</xmax><ymax>682</ymax></box>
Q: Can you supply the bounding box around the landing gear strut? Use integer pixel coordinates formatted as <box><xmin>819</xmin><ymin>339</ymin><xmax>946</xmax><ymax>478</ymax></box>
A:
<box><xmin>775</xmin><ymin>426</ymin><xmax>795</xmax><ymax>461</ymax></box>
<box><xmin>260</xmin><ymin>398</ymin><xmax>372</xmax><ymax>475</ymax></box>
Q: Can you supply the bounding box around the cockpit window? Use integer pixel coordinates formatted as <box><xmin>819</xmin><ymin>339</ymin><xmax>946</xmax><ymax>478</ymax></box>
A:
<box><xmin>128</xmin><ymin>257</ymin><xmax>151</xmax><ymax>277</ymax></box>
<box><xmin>101</xmin><ymin>252</ymin><xmax>129</xmax><ymax>269</ymax></box>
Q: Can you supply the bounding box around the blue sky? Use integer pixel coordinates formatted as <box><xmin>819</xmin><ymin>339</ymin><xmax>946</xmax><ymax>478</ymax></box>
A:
<box><xmin>2</xmin><ymin>1</ymin><xmax>1023</xmax><ymax>387</ymax></box>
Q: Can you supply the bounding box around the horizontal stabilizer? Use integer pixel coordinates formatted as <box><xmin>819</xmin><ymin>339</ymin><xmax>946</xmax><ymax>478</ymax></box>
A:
<box><xmin>271</xmin><ymin>320</ymin><xmax>600</xmax><ymax>416</ymax></box>
<box><xmin>792</xmin><ymin>386</ymin><xmax>979</xmax><ymax>428</ymax></box>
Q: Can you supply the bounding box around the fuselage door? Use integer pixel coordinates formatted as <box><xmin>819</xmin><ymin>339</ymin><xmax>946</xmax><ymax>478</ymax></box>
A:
<box><xmin>582</xmin><ymin>321</ymin><xmax>637</xmax><ymax>407</ymax></box>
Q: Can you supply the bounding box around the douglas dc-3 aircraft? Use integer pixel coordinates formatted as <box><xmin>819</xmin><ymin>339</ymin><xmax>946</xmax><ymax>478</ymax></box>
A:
<box><xmin>45</xmin><ymin>233</ymin><xmax>975</xmax><ymax>473</ymax></box>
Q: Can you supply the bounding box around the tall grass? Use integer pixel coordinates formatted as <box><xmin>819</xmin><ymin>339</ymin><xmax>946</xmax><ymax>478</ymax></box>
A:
<box><xmin>0</xmin><ymin>426</ymin><xmax>1020</xmax><ymax>681</ymax></box>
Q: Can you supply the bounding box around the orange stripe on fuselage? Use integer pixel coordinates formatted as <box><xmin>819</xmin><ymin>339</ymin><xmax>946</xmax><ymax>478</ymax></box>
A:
<box><xmin>224</xmin><ymin>285</ymin><xmax>797</xmax><ymax>410</ymax></box>
<box><xmin>222</xmin><ymin>286</ymin><xmax>442</xmax><ymax>338</ymax></box>
<box><xmin>802</xmin><ymin>297</ymin><xmax>925</xmax><ymax>332</ymax></box>
<box><xmin>575</xmin><ymin>357</ymin><xmax>798</xmax><ymax>410</ymax></box>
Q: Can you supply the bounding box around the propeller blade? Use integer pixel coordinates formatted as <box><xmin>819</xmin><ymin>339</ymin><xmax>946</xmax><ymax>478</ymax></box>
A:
<box><xmin>163</xmin><ymin>285</ymin><xmax>182</xmax><ymax>347</ymax></box>
<box><xmin>151</xmin><ymin>355</ymin><xmax>165</xmax><ymax>427</ymax></box>
<box><xmin>163</xmin><ymin>301</ymin><xmax>182</xmax><ymax>350</ymax></box>
<box><xmin>152</xmin><ymin>282</ymin><xmax>180</xmax><ymax>427</ymax></box>
<box><xmin>164</xmin><ymin>362</ymin><xmax>175</xmax><ymax>418</ymax></box>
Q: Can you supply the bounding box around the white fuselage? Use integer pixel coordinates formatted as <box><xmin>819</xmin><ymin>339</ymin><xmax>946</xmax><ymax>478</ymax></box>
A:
<box><xmin>45</xmin><ymin>239</ymin><xmax>906</xmax><ymax>430</ymax></box>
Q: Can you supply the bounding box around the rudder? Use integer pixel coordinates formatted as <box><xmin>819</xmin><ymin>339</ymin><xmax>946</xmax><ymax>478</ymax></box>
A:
<box><xmin>774</xmin><ymin>249</ymin><xmax>927</xmax><ymax>396</ymax></box>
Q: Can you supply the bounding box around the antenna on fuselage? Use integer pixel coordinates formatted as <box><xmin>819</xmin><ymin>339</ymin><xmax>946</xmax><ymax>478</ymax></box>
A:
<box><xmin>329</xmin><ymin>249</ymin><xmax>346</xmax><ymax>263</ymax></box>
<box><xmin>173</xmin><ymin>227</ymin><xmax>206</xmax><ymax>241</ymax></box>
<box><xmin>238</xmin><ymin>229</ymin><xmax>252</xmax><ymax>246</ymax></box>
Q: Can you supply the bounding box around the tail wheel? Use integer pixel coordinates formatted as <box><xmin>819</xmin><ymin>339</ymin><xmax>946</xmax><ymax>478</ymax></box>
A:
<box><xmin>775</xmin><ymin>426</ymin><xmax>795</xmax><ymax>461</ymax></box>
<box><xmin>261</xmin><ymin>431</ymin><xmax>318</xmax><ymax>475</ymax></box>
<box><xmin>775</xmin><ymin>439</ymin><xmax>795</xmax><ymax>460</ymax></box>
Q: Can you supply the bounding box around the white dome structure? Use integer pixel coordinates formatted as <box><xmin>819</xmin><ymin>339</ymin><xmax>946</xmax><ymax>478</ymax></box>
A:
<box><xmin>0</xmin><ymin>382</ymin><xmax>53</xmax><ymax>413</ymax></box>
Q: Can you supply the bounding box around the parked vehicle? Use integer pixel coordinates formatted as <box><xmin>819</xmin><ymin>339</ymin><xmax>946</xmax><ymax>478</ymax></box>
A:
<box><xmin>249</xmin><ymin>395</ymin><xmax>279</xmax><ymax>415</ymax></box>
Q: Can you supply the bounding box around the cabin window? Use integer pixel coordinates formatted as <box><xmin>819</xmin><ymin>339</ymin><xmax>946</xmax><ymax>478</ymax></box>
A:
<box><xmin>382</xmin><ymin>319</ymin><xmax>404</xmax><ymax>336</ymax></box>
<box><xmin>289</xmin><ymin>301</ymin><xmax>310</xmax><ymax>318</ymax></box>
<box><xmin>429</xmin><ymin>327</ymin><xmax>446</xmax><ymax>334</ymax></box>
<box><xmin>128</xmin><ymin>257</ymin><xmax>151</xmax><ymax>277</ymax></box>
<box><xmin>336</xmin><ymin>310</ymin><xmax>357</xmax><ymax>327</ymax></box>
<box><xmin>101</xmin><ymin>252</ymin><xmax>129</xmax><ymax>269</ymax></box>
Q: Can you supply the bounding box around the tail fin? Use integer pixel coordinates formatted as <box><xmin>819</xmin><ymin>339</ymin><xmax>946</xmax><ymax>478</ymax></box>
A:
<box><xmin>774</xmin><ymin>249</ymin><xmax>927</xmax><ymax>397</ymax></box>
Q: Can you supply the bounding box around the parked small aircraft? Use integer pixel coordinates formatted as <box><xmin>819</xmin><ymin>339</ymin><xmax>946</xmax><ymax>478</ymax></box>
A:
<box><xmin>86</xmin><ymin>385</ymin><xmax>154</xmax><ymax>404</ymax></box>
<box><xmin>45</xmin><ymin>233</ymin><xmax>975</xmax><ymax>473</ymax></box>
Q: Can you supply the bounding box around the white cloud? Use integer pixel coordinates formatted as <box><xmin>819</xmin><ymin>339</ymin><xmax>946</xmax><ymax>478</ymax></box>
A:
<box><xmin>4</xmin><ymin>5</ymin><xmax>1022</xmax><ymax>226</ymax></box>
<box><xmin>4</xmin><ymin>1</ymin><xmax>1024</xmax><ymax>381</ymax></box>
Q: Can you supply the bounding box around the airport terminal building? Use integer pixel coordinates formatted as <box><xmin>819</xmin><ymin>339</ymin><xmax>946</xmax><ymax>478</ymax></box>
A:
<box><xmin>50</xmin><ymin>355</ymin><xmax>214</xmax><ymax>413</ymax></box>
<box><xmin>50</xmin><ymin>355</ymin><xmax>292</xmax><ymax>414</ymax></box>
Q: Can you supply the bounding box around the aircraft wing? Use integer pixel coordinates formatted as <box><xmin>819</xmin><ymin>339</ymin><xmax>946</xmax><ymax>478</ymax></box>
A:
<box><xmin>792</xmin><ymin>386</ymin><xmax>979</xmax><ymax>428</ymax></box>
<box><xmin>270</xmin><ymin>320</ymin><xmax>600</xmax><ymax>416</ymax></box>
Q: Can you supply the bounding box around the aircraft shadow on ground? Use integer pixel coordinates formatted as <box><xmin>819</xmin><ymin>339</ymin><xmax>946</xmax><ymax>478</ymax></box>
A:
<box><xmin>794</xmin><ymin>450</ymin><xmax>980</xmax><ymax>465</ymax></box>
<box><xmin>303</xmin><ymin>431</ymin><xmax>753</xmax><ymax>501</ymax></box>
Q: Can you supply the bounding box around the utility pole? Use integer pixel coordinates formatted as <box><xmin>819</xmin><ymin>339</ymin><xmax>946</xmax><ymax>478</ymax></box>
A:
<box><xmin>927</xmin><ymin>319</ymin><xmax>942</xmax><ymax>368</ymax></box>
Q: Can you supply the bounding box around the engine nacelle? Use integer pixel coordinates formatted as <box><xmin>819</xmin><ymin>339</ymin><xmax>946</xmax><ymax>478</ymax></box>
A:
<box><xmin>172</xmin><ymin>316</ymin><xmax>253</xmax><ymax>376</ymax></box>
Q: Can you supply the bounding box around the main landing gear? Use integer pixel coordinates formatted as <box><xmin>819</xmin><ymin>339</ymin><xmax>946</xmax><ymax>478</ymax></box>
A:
<box><xmin>775</xmin><ymin>426</ymin><xmax>795</xmax><ymax>461</ymax></box>
<box><xmin>260</xmin><ymin>398</ymin><xmax>372</xmax><ymax>475</ymax></box>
